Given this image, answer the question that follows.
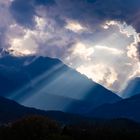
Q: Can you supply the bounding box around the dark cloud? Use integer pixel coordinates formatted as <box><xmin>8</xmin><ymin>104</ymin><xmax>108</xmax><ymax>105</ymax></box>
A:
<box><xmin>10</xmin><ymin>0</ymin><xmax>56</xmax><ymax>28</ymax></box>
<box><xmin>0</xmin><ymin>28</ymin><xmax>6</xmax><ymax>48</ymax></box>
<box><xmin>95</xmin><ymin>0</ymin><xmax>140</xmax><ymax>32</ymax></box>
<box><xmin>9</xmin><ymin>0</ymin><xmax>140</xmax><ymax>31</ymax></box>
<box><xmin>34</xmin><ymin>0</ymin><xmax>55</xmax><ymax>5</ymax></box>
<box><xmin>10</xmin><ymin>0</ymin><xmax>35</xmax><ymax>28</ymax></box>
<box><xmin>54</xmin><ymin>0</ymin><xmax>140</xmax><ymax>32</ymax></box>
<box><xmin>137</xmin><ymin>42</ymin><xmax>140</xmax><ymax>59</ymax></box>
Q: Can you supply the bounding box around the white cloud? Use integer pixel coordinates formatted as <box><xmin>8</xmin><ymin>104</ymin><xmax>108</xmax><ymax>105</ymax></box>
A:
<box><xmin>77</xmin><ymin>64</ymin><xmax>106</xmax><ymax>82</ymax></box>
<box><xmin>64</xmin><ymin>21</ymin><xmax>140</xmax><ymax>92</ymax></box>
<box><xmin>71</xmin><ymin>42</ymin><xmax>94</xmax><ymax>61</ymax></box>
<box><xmin>9</xmin><ymin>30</ymin><xmax>38</xmax><ymax>56</ymax></box>
<box><xmin>35</xmin><ymin>16</ymin><xmax>46</xmax><ymax>30</ymax></box>
<box><xmin>65</xmin><ymin>20</ymin><xmax>86</xmax><ymax>33</ymax></box>
<box><xmin>77</xmin><ymin>64</ymin><xmax>118</xmax><ymax>89</ymax></box>
<box><xmin>95</xmin><ymin>45</ymin><xmax>124</xmax><ymax>55</ymax></box>
<box><xmin>103</xmin><ymin>20</ymin><xmax>140</xmax><ymax>61</ymax></box>
<box><xmin>106</xmin><ymin>68</ymin><xmax>118</xmax><ymax>87</ymax></box>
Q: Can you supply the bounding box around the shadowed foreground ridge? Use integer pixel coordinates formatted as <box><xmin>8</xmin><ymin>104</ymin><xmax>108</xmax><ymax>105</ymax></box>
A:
<box><xmin>1</xmin><ymin>115</ymin><xmax>140</xmax><ymax>140</ymax></box>
<box><xmin>0</xmin><ymin>96</ymin><xmax>140</xmax><ymax>139</ymax></box>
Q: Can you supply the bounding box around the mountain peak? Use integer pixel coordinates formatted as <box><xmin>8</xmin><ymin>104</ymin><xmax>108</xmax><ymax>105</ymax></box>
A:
<box><xmin>121</xmin><ymin>77</ymin><xmax>140</xmax><ymax>98</ymax></box>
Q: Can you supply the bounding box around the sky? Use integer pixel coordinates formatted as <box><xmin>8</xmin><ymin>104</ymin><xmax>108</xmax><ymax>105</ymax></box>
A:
<box><xmin>0</xmin><ymin>0</ymin><xmax>140</xmax><ymax>93</ymax></box>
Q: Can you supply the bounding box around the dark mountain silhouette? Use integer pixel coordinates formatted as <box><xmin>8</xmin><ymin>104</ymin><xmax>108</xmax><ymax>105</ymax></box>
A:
<box><xmin>121</xmin><ymin>77</ymin><xmax>140</xmax><ymax>98</ymax></box>
<box><xmin>1</xmin><ymin>112</ymin><xmax>140</xmax><ymax>140</ymax></box>
<box><xmin>0</xmin><ymin>96</ymin><xmax>96</xmax><ymax>124</ymax></box>
<box><xmin>1</xmin><ymin>95</ymin><xmax>140</xmax><ymax>140</ymax></box>
<box><xmin>0</xmin><ymin>54</ymin><xmax>121</xmax><ymax>113</ymax></box>
<box><xmin>88</xmin><ymin>94</ymin><xmax>140</xmax><ymax>122</ymax></box>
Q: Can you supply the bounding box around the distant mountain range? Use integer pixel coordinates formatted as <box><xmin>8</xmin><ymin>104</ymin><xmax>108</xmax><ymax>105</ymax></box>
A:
<box><xmin>1</xmin><ymin>92</ymin><xmax>140</xmax><ymax>125</ymax></box>
<box><xmin>121</xmin><ymin>77</ymin><xmax>140</xmax><ymax>98</ymax></box>
<box><xmin>0</xmin><ymin>96</ymin><xmax>93</xmax><ymax>124</ymax></box>
<box><xmin>88</xmin><ymin>93</ymin><xmax>140</xmax><ymax>122</ymax></box>
<box><xmin>0</xmin><ymin>53</ymin><xmax>121</xmax><ymax>114</ymax></box>
<box><xmin>1</xmin><ymin>95</ymin><xmax>140</xmax><ymax>140</ymax></box>
<box><xmin>1</xmin><ymin>52</ymin><xmax>140</xmax><ymax>122</ymax></box>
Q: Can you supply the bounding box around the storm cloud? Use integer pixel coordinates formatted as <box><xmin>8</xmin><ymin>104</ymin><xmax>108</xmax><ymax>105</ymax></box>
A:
<box><xmin>10</xmin><ymin>0</ymin><xmax>55</xmax><ymax>28</ymax></box>
<box><xmin>9</xmin><ymin>0</ymin><xmax>140</xmax><ymax>31</ymax></box>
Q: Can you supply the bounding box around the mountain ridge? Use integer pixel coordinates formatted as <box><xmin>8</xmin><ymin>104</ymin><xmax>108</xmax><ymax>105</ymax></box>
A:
<box><xmin>88</xmin><ymin>93</ymin><xmax>140</xmax><ymax>122</ymax></box>
<box><xmin>121</xmin><ymin>77</ymin><xmax>140</xmax><ymax>98</ymax></box>
<box><xmin>0</xmin><ymin>53</ymin><xmax>121</xmax><ymax>114</ymax></box>
<box><xmin>0</xmin><ymin>95</ymin><xmax>95</xmax><ymax>124</ymax></box>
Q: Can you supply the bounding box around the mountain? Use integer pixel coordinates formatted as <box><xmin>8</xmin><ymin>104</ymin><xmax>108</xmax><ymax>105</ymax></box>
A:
<box><xmin>0</xmin><ymin>96</ymin><xmax>95</xmax><ymax>124</ymax></box>
<box><xmin>0</xmin><ymin>54</ymin><xmax>121</xmax><ymax>114</ymax></box>
<box><xmin>121</xmin><ymin>77</ymin><xmax>140</xmax><ymax>98</ymax></box>
<box><xmin>1</xmin><ymin>95</ymin><xmax>140</xmax><ymax>140</ymax></box>
<box><xmin>88</xmin><ymin>94</ymin><xmax>140</xmax><ymax>122</ymax></box>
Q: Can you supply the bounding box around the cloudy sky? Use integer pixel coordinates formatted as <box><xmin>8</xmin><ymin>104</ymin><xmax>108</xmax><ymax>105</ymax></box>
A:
<box><xmin>0</xmin><ymin>0</ymin><xmax>140</xmax><ymax>93</ymax></box>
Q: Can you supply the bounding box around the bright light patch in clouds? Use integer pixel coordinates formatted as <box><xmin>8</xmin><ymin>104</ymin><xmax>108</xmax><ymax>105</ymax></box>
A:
<box><xmin>64</xmin><ymin>21</ymin><xmax>140</xmax><ymax>92</ymax></box>
<box><xmin>77</xmin><ymin>64</ymin><xmax>118</xmax><ymax>88</ymax></box>
<box><xmin>8</xmin><ymin>27</ymin><xmax>38</xmax><ymax>56</ymax></box>
<box><xmin>77</xmin><ymin>64</ymin><xmax>104</xmax><ymax>82</ymax></box>
<box><xmin>65</xmin><ymin>20</ymin><xmax>86</xmax><ymax>33</ymax></box>
<box><xmin>9</xmin><ymin>36</ymin><xmax>38</xmax><ymax>56</ymax></box>
<box><xmin>103</xmin><ymin>20</ymin><xmax>140</xmax><ymax>60</ymax></box>
<box><xmin>35</xmin><ymin>16</ymin><xmax>46</xmax><ymax>30</ymax></box>
<box><xmin>107</xmin><ymin>68</ymin><xmax>118</xmax><ymax>87</ymax></box>
<box><xmin>129</xmin><ymin>63</ymin><xmax>140</xmax><ymax>79</ymax></box>
<box><xmin>95</xmin><ymin>45</ymin><xmax>124</xmax><ymax>55</ymax></box>
<box><xmin>72</xmin><ymin>42</ymin><xmax>94</xmax><ymax>61</ymax></box>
